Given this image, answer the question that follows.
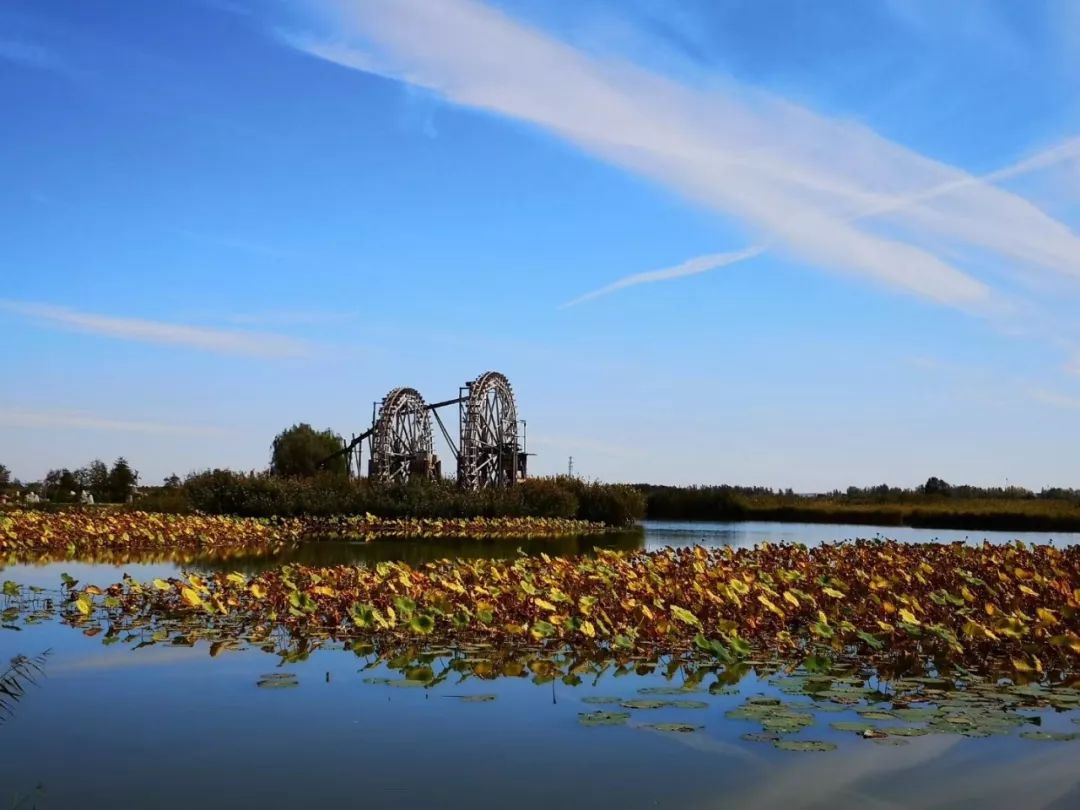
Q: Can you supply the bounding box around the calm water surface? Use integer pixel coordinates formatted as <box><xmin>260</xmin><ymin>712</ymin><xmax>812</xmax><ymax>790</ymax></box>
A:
<box><xmin>3</xmin><ymin>520</ymin><xmax>1080</xmax><ymax>808</ymax></box>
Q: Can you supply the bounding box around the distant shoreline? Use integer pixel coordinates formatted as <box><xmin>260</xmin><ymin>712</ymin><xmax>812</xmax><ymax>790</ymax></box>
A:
<box><xmin>638</xmin><ymin>487</ymin><xmax>1080</xmax><ymax>534</ymax></box>
<box><xmin>642</xmin><ymin>511</ymin><xmax>1080</xmax><ymax>534</ymax></box>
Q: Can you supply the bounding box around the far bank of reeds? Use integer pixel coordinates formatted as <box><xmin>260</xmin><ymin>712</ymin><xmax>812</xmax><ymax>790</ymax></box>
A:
<box><xmin>639</xmin><ymin>483</ymin><xmax>1080</xmax><ymax>532</ymax></box>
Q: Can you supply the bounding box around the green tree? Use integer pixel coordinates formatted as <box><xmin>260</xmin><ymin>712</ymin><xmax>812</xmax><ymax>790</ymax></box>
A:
<box><xmin>77</xmin><ymin>460</ymin><xmax>110</xmax><ymax>501</ymax></box>
<box><xmin>0</xmin><ymin>464</ymin><xmax>10</xmax><ymax>488</ymax></box>
<box><xmin>923</xmin><ymin>476</ymin><xmax>952</xmax><ymax>496</ymax></box>
<box><xmin>270</xmin><ymin>423</ymin><xmax>348</xmax><ymax>477</ymax></box>
<box><xmin>163</xmin><ymin>473</ymin><xmax>182</xmax><ymax>489</ymax></box>
<box><xmin>44</xmin><ymin>469</ymin><xmax>80</xmax><ymax>501</ymax></box>
<box><xmin>107</xmin><ymin>457</ymin><xmax>139</xmax><ymax>502</ymax></box>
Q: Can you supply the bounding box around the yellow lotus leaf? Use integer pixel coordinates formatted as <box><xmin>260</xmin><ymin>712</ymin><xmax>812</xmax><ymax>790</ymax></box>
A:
<box><xmin>962</xmin><ymin>620</ymin><xmax>998</xmax><ymax>641</ymax></box>
<box><xmin>1011</xmin><ymin>656</ymin><xmax>1041</xmax><ymax>673</ymax></box>
<box><xmin>84</xmin><ymin>585</ymin><xmax>102</xmax><ymax>596</ymax></box>
<box><xmin>1036</xmin><ymin>607</ymin><xmax>1057</xmax><ymax>626</ymax></box>
<box><xmin>822</xmin><ymin>587</ymin><xmax>845</xmax><ymax>599</ymax></box>
<box><xmin>671</xmin><ymin>605</ymin><xmax>702</xmax><ymax>627</ymax></box>
<box><xmin>181</xmin><ymin>587</ymin><xmax>203</xmax><ymax>608</ymax></box>
<box><xmin>75</xmin><ymin>595</ymin><xmax>92</xmax><ymax>616</ymax></box>
<box><xmin>188</xmin><ymin>575</ymin><xmax>208</xmax><ymax>592</ymax></box>
<box><xmin>1018</xmin><ymin>584</ymin><xmax>1039</xmax><ymax>597</ymax></box>
<box><xmin>250</xmin><ymin>583</ymin><xmax>268</xmax><ymax>599</ymax></box>
<box><xmin>580</xmin><ymin>620</ymin><xmax>596</xmax><ymax>638</ymax></box>
<box><xmin>757</xmin><ymin>595</ymin><xmax>785</xmax><ymax>618</ymax></box>
<box><xmin>153</xmin><ymin>578</ymin><xmax>171</xmax><ymax>591</ymax></box>
<box><xmin>898</xmin><ymin>608</ymin><xmax>919</xmax><ymax>625</ymax></box>
<box><xmin>313</xmin><ymin>586</ymin><xmax>337</xmax><ymax>598</ymax></box>
<box><xmin>882</xmin><ymin>601</ymin><xmax>897</xmax><ymax>614</ymax></box>
<box><xmin>782</xmin><ymin>591</ymin><xmax>800</xmax><ymax>608</ymax></box>
<box><xmin>226</xmin><ymin>573</ymin><xmax>246</xmax><ymax>586</ymax></box>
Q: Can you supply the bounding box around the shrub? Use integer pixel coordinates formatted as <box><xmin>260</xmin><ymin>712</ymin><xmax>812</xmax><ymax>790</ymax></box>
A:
<box><xmin>174</xmin><ymin>470</ymin><xmax>639</xmax><ymax>525</ymax></box>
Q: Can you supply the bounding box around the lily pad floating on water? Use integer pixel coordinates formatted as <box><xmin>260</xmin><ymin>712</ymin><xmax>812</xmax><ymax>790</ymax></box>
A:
<box><xmin>581</xmin><ymin>696</ymin><xmax>623</xmax><ymax>705</ymax></box>
<box><xmin>857</xmin><ymin>710</ymin><xmax>898</xmax><ymax>721</ymax></box>
<box><xmin>638</xmin><ymin>686</ymin><xmax>702</xmax><ymax>695</ymax></box>
<box><xmin>761</xmin><ymin>714</ymin><xmax>815</xmax><ymax>733</ymax></box>
<box><xmin>831</xmin><ymin>721</ymin><xmax>873</xmax><ymax>733</ymax></box>
<box><xmin>886</xmin><ymin>726</ymin><xmax>930</xmax><ymax>737</ymax></box>
<box><xmin>458</xmin><ymin>694</ymin><xmax>497</xmax><ymax>703</ymax></box>
<box><xmin>1019</xmin><ymin>731</ymin><xmax>1079</xmax><ymax>742</ymax></box>
<box><xmin>579</xmin><ymin>711</ymin><xmax>631</xmax><ymax>727</ymax></box>
<box><xmin>362</xmin><ymin>677</ymin><xmax>428</xmax><ymax>688</ymax></box>
<box><xmin>708</xmin><ymin>682</ymin><xmax>739</xmax><ymax>696</ymax></box>
<box><xmin>646</xmin><ymin>723</ymin><xmax>702</xmax><ymax>733</ymax></box>
<box><xmin>773</xmin><ymin>740</ymin><xmax>836</xmax><ymax>752</ymax></box>
<box><xmin>893</xmin><ymin>708</ymin><xmax>937</xmax><ymax>722</ymax></box>
<box><xmin>741</xmin><ymin>732</ymin><xmax>779</xmax><ymax>744</ymax></box>
<box><xmin>256</xmin><ymin>673</ymin><xmax>299</xmax><ymax>689</ymax></box>
<box><xmin>620</xmin><ymin>699</ymin><xmax>710</xmax><ymax>710</ymax></box>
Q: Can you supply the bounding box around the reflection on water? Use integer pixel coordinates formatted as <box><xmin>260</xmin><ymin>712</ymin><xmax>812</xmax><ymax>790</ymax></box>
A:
<box><xmin>2</xmin><ymin>612</ymin><xmax>1079</xmax><ymax>810</ymax></box>
<box><xmin>641</xmin><ymin>519</ymin><xmax>1080</xmax><ymax>549</ymax></box>
<box><xmin>4</xmin><ymin>513</ymin><xmax>1080</xmax><ymax>810</ymax></box>
<box><xmin>5</xmin><ymin>520</ymin><xmax>1077</xmax><ymax>580</ymax></box>
<box><xmin>192</xmin><ymin>529</ymin><xmax>645</xmax><ymax>574</ymax></box>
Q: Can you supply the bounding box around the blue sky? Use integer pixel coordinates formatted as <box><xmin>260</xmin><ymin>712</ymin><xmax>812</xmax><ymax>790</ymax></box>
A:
<box><xmin>1</xmin><ymin>0</ymin><xmax>1079</xmax><ymax>490</ymax></box>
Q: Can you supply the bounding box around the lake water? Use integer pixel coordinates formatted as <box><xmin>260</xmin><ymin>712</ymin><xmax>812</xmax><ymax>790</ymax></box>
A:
<box><xmin>3</xmin><ymin>520</ymin><xmax>1080</xmax><ymax>808</ymax></box>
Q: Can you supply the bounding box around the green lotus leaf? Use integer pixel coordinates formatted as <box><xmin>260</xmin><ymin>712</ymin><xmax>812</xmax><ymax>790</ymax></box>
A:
<box><xmin>857</xmin><ymin>710</ymin><xmax>898</xmax><ymax>721</ymax></box>
<box><xmin>741</xmin><ymin>732</ymin><xmax>779</xmax><ymax>743</ymax></box>
<box><xmin>579</xmin><ymin>711</ymin><xmax>630</xmax><ymax>726</ymax></box>
<box><xmin>773</xmin><ymin>740</ymin><xmax>836</xmax><ymax>752</ymax></box>
<box><xmin>638</xmin><ymin>686</ymin><xmax>701</xmax><ymax>695</ymax></box>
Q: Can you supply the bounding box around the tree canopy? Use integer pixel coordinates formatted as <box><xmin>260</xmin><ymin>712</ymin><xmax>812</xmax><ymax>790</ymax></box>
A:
<box><xmin>270</xmin><ymin>423</ymin><xmax>347</xmax><ymax>477</ymax></box>
<box><xmin>107</xmin><ymin>458</ymin><xmax>139</xmax><ymax>502</ymax></box>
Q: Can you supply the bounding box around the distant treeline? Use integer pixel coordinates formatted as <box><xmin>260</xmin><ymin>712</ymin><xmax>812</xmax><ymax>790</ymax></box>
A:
<box><xmin>637</xmin><ymin>479</ymin><xmax>1080</xmax><ymax>532</ymax></box>
<box><xmin>137</xmin><ymin>471</ymin><xmax>645</xmax><ymax>527</ymax></box>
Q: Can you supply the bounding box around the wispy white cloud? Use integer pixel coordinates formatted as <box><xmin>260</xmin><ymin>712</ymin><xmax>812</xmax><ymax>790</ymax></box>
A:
<box><xmin>572</xmin><ymin>137</ymin><xmax>1080</xmax><ymax>306</ymax></box>
<box><xmin>284</xmin><ymin>0</ymin><xmax>1080</xmax><ymax>315</ymax></box>
<box><xmin>561</xmin><ymin>247</ymin><xmax>763</xmax><ymax>307</ymax></box>
<box><xmin>0</xmin><ymin>300</ymin><xmax>311</xmax><ymax>358</ymax></box>
<box><xmin>0</xmin><ymin>409</ymin><xmax>223</xmax><ymax>436</ymax></box>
